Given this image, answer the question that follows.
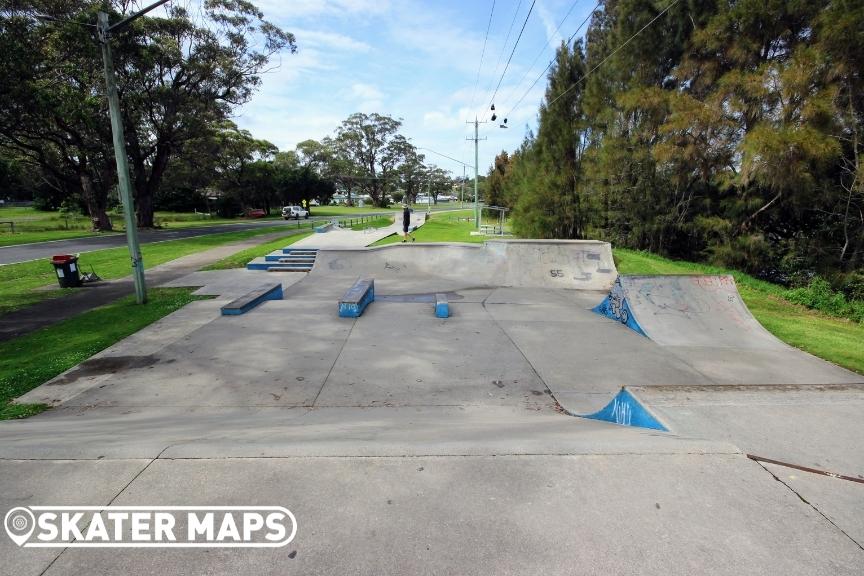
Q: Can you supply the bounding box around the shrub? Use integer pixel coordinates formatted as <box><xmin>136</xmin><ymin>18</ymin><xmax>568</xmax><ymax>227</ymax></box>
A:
<box><xmin>785</xmin><ymin>277</ymin><xmax>864</xmax><ymax>323</ymax></box>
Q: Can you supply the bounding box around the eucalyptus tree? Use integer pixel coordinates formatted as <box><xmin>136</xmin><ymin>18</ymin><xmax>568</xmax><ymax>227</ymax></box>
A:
<box><xmin>333</xmin><ymin>113</ymin><xmax>410</xmax><ymax>207</ymax></box>
<box><xmin>0</xmin><ymin>0</ymin><xmax>295</xmax><ymax>228</ymax></box>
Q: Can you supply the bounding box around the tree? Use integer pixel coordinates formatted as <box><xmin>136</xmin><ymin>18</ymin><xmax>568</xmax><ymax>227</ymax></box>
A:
<box><xmin>333</xmin><ymin>113</ymin><xmax>410</xmax><ymax>207</ymax></box>
<box><xmin>0</xmin><ymin>2</ymin><xmax>117</xmax><ymax>229</ymax></box>
<box><xmin>396</xmin><ymin>149</ymin><xmax>426</xmax><ymax>204</ymax></box>
<box><xmin>486</xmin><ymin>151</ymin><xmax>511</xmax><ymax>208</ymax></box>
<box><xmin>0</xmin><ymin>1</ymin><xmax>295</xmax><ymax>228</ymax></box>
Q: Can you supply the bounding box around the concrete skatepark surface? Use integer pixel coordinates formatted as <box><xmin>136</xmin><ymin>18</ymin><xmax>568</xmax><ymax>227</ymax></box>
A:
<box><xmin>2</xmin><ymin>237</ymin><xmax>862</xmax><ymax>574</ymax></box>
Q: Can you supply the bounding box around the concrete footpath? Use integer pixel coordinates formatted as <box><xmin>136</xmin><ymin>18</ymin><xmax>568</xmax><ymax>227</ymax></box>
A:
<box><xmin>1</xmin><ymin>241</ymin><xmax>862</xmax><ymax>575</ymax></box>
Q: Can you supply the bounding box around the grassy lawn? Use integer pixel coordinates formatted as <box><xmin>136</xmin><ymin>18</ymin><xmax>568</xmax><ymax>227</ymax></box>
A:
<box><xmin>0</xmin><ymin>207</ymin><xmax>283</xmax><ymax>246</ymax></box>
<box><xmin>0</xmin><ymin>206</ymin><xmax>467</xmax><ymax>246</ymax></box>
<box><xmin>615</xmin><ymin>248</ymin><xmax>864</xmax><ymax>374</ymax></box>
<box><xmin>0</xmin><ymin>225</ymin><xmax>307</xmax><ymax>315</ymax></box>
<box><xmin>204</xmin><ymin>231</ymin><xmax>312</xmax><ymax>270</ymax></box>
<box><xmin>372</xmin><ymin>209</ymin><xmax>485</xmax><ymax>245</ymax></box>
<box><xmin>0</xmin><ymin>287</ymin><xmax>201</xmax><ymax>419</ymax></box>
<box><xmin>349</xmin><ymin>215</ymin><xmax>394</xmax><ymax>231</ymax></box>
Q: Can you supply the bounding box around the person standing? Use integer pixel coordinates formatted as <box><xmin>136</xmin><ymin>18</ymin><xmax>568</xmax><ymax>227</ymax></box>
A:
<box><xmin>402</xmin><ymin>204</ymin><xmax>415</xmax><ymax>242</ymax></box>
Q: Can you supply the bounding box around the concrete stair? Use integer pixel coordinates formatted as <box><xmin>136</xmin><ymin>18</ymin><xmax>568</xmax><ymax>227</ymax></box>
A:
<box><xmin>247</xmin><ymin>248</ymin><xmax>318</xmax><ymax>272</ymax></box>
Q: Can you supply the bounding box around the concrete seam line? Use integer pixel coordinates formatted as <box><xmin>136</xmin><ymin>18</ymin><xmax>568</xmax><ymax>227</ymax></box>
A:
<box><xmin>310</xmin><ymin>317</ymin><xmax>357</xmax><ymax>407</ymax></box>
<box><xmin>46</xmin><ymin>450</ymin><xmax>743</xmax><ymax>462</ymax></box>
<box><xmin>747</xmin><ymin>454</ymin><xmax>864</xmax><ymax>484</ymax></box>
<box><xmin>753</xmin><ymin>459</ymin><xmax>864</xmax><ymax>552</ymax></box>
<box><xmin>479</xmin><ymin>295</ymin><xmax>570</xmax><ymax>417</ymax></box>
<box><xmin>36</xmin><ymin>446</ymin><xmax>170</xmax><ymax>576</ymax></box>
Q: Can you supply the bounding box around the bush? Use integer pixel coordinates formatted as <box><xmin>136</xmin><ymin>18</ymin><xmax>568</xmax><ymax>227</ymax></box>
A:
<box><xmin>785</xmin><ymin>277</ymin><xmax>864</xmax><ymax>323</ymax></box>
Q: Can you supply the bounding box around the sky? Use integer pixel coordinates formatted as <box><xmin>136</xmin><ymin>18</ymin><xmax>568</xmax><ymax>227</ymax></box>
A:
<box><xmin>229</xmin><ymin>0</ymin><xmax>597</xmax><ymax>178</ymax></box>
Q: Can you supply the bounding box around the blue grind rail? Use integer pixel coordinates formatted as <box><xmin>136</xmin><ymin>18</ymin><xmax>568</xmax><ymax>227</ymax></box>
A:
<box><xmin>582</xmin><ymin>388</ymin><xmax>668</xmax><ymax>431</ymax></box>
<box><xmin>339</xmin><ymin>278</ymin><xmax>375</xmax><ymax>318</ymax></box>
<box><xmin>221</xmin><ymin>283</ymin><xmax>283</xmax><ymax>316</ymax></box>
<box><xmin>592</xmin><ymin>276</ymin><xmax>648</xmax><ymax>337</ymax></box>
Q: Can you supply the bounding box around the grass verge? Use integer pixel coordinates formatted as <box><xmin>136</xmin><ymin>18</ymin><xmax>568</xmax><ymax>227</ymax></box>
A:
<box><xmin>614</xmin><ymin>248</ymin><xmax>864</xmax><ymax>374</ymax></box>
<box><xmin>203</xmin><ymin>231</ymin><xmax>313</xmax><ymax>270</ymax></box>
<box><xmin>0</xmin><ymin>225</ymin><xmax>308</xmax><ymax>315</ymax></box>
<box><xmin>350</xmin><ymin>216</ymin><xmax>394</xmax><ymax>231</ymax></box>
<box><xmin>372</xmin><ymin>210</ymin><xmax>485</xmax><ymax>245</ymax></box>
<box><xmin>0</xmin><ymin>287</ymin><xmax>201</xmax><ymax>420</ymax></box>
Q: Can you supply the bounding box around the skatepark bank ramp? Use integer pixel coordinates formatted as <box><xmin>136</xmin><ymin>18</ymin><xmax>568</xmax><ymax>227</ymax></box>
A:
<box><xmin>310</xmin><ymin>240</ymin><xmax>618</xmax><ymax>291</ymax></box>
<box><xmin>593</xmin><ymin>275</ymin><xmax>786</xmax><ymax>348</ymax></box>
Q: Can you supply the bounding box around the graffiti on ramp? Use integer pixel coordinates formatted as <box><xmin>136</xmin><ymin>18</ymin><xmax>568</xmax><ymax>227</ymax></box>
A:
<box><xmin>592</xmin><ymin>276</ymin><xmax>648</xmax><ymax>337</ymax></box>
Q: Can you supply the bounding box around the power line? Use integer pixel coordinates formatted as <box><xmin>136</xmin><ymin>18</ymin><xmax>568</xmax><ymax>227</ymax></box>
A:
<box><xmin>484</xmin><ymin>0</ymin><xmax>537</xmax><ymax>117</ymax></box>
<box><xmin>478</xmin><ymin>0</ymin><xmax>523</xmax><ymax>117</ymax></box>
<box><xmin>496</xmin><ymin>0</ymin><xmax>582</xmax><ymax>113</ymax></box>
<box><xmin>544</xmin><ymin>0</ymin><xmax>681</xmax><ymax>109</ymax></box>
<box><xmin>468</xmin><ymin>0</ymin><xmax>497</xmax><ymax>114</ymax></box>
<box><xmin>501</xmin><ymin>0</ymin><xmax>600</xmax><ymax>121</ymax></box>
<box><xmin>417</xmin><ymin>146</ymin><xmax>475</xmax><ymax>169</ymax></box>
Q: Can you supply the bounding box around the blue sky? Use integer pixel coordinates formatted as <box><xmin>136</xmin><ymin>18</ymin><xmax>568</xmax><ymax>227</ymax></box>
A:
<box><xmin>232</xmin><ymin>0</ymin><xmax>596</xmax><ymax>177</ymax></box>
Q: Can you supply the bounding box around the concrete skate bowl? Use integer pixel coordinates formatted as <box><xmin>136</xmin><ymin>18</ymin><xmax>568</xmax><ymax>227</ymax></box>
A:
<box><xmin>308</xmin><ymin>240</ymin><xmax>618</xmax><ymax>292</ymax></box>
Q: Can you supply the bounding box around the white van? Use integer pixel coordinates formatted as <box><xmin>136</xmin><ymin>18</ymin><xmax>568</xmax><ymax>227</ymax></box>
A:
<box><xmin>282</xmin><ymin>206</ymin><xmax>309</xmax><ymax>220</ymax></box>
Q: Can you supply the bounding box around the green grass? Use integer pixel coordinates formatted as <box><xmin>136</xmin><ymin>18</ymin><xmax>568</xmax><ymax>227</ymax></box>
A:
<box><xmin>203</xmin><ymin>231</ymin><xmax>312</xmax><ymax>270</ymax></box>
<box><xmin>311</xmin><ymin>206</ymin><xmax>397</xmax><ymax>216</ymax></box>
<box><xmin>614</xmin><ymin>248</ymin><xmax>864</xmax><ymax>374</ymax></box>
<box><xmin>0</xmin><ymin>287</ymin><xmax>200</xmax><ymax>420</ymax></box>
<box><xmin>349</xmin><ymin>215</ymin><xmax>394</xmax><ymax>231</ymax></box>
<box><xmin>372</xmin><ymin>210</ymin><xmax>485</xmax><ymax>245</ymax></box>
<box><xmin>0</xmin><ymin>225</ymin><xmax>307</xmax><ymax>315</ymax></box>
<box><xmin>0</xmin><ymin>207</ymin><xmax>286</xmax><ymax>246</ymax></box>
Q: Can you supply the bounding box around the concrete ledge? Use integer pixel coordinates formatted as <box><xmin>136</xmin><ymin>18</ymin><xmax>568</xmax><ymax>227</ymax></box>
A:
<box><xmin>314</xmin><ymin>222</ymin><xmax>335</xmax><ymax>233</ymax></box>
<box><xmin>221</xmin><ymin>283</ymin><xmax>283</xmax><ymax>315</ymax></box>
<box><xmin>435</xmin><ymin>293</ymin><xmax>449</xmax><ymax>318</ymax></box>
<box><xmin>339</xmin><ymin>278</ymin><xmax>374</xmax><ymax>318</ymax></box>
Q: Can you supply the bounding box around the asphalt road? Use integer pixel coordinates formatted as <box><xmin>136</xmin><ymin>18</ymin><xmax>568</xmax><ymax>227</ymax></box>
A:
<box><xmin>0</xmin><ymin>215</ymin><xmax>370</xmax><ymax>265</ymax></box>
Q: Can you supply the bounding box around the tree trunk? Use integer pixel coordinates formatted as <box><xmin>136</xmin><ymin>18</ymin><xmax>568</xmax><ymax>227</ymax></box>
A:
<box><xmin>135</xmin><ymin>143</ymin><xmax>172</xmax><ymax>228</ymax></box>
<box><xmin>80</xmin><ymin>172</ymin><xmax>112</xmax><ymax>231</ymax></box>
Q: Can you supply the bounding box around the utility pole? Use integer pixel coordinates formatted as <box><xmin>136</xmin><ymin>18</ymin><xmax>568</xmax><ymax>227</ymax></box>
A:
<box><xmin>96</xmin><ymin>0</ymin><xmax>171</xmax><ymax>304</ymax></box>
<box><xmin>461</xmin><ymin>165</ymin><xmax>466</xmax><ymax>209</ymax></box>
<box><xmin>466</xmin><ymin>118</ymin><xmax>486</xmax><ymax>229</ymax></box>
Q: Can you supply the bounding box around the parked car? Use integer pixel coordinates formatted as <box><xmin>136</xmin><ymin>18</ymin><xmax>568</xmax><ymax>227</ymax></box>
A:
<box><xmin>282</xmin><ymin>205</ymin><xmax>309</xmax><ymax>220</ymax></box>
<box><xmin>245</xmin><ymin>208</ymin><xmax>266</xmax><ymax>218</ymax></box>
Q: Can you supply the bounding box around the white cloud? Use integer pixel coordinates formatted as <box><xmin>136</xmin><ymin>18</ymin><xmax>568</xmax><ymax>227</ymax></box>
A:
<box><xmin>253</xmin><ymin>0</ymin><xmax>390</xmax><ymax>20</ymax></box>
<box><xmin>293</xmin><ymin>29</ymin><xmax>372</xmax><ymax>53</ymax></box>
<box><xmin>536</xmin><ymin>1</ymin><xmax>563</xmax><ymax>47</ymax></box>
<box><xmin>350</xmin><ymin>83</ymin><xmax>384</xmax><ymax>101</ymax></box>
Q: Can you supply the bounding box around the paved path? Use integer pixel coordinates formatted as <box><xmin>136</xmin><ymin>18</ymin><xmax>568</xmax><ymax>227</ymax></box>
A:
<box><xmin>291</xmin><ymin>211</ymin><xmax>425</xmax><ymax>249</ymax></box>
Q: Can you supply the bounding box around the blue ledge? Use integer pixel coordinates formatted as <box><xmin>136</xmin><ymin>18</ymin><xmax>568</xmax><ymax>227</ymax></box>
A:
<box><xmin>339</xmin><ymin>278</ymin><xmax>375</xmax><ymax>318</ymax></box>
<box><xmin>435</xmin><ymin>293</ymin><xmax>449</xmax><ymax>318</ymax></box>
<box><xmin>583</xmin><ymin>388</ymin><xmax>667</xmax><ymax>431</ymax></box>
<box><xmin>221</xmin><ymin>283</ymin><xmax>283</xmax><ymax>316</ymax></box>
